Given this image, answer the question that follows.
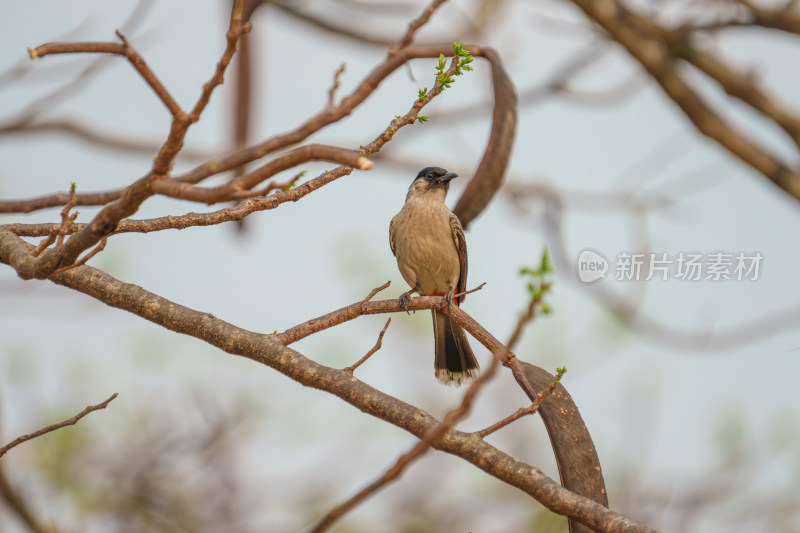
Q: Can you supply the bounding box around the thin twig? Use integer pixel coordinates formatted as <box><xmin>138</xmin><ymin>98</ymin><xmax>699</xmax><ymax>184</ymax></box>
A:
<box><xmin>52</xmin><ymin>236</ymin><xmax>108</xmax><ymax>275</ymax></box>
<box><xmin>477</xmin><ymin>368</ymin><xmax>564</xmax><ymax>438</ymax></box>
<box><xmin>188</xmin><ymin>1</ymin><xmax>250</xmax><ymax>121</ymax></box>
<box><xmin>0</xmin><ymin>393</ymin><xmax>118</xmax><ymax>458</ymax></box>
<box><xmin>28</xmin><ymin>233</ymin><xmax>57</xmax><ymax>257</ymax></box>
<box><xmin>344</xmin><ymin>318</ymin><xmax>391</xmax><ymax>374</ymax></box>
<box><xmin>245</xmin><ymin>171</ymin><xmax>305</xmax><ymax>198</ymax></box>
<box><xmin>327</xmin><ymin>63</ymin><xmax>346</xmax><ymax>108</ymax></box>
<box><xmin>453</xmin><ymin>281</ymin><xmax>486</xmax><ymax>300</ymax></box>
<box><xmin>29</xmin><ymin>187</ymin><xmax>76</xmax><ymax>256</ymax></box>
<box><xmin>361</xmin><ymin>281</ymin><xmax>392</xmax><ymax>303</ymax></box>
<box><xmin>388</xmin><ymin>0</ymin><xmax>449</xmax><ymax>56</ymax></box>
<box><xmin>55</xmin><ymin>187</ymin><xmax>78</xmax><ymax>248</ymax></box>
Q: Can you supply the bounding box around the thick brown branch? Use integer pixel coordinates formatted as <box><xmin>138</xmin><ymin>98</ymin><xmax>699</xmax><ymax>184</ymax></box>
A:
<box><xmin>0</xmin><ymin>232</ymin><xmax>651</xmax><ymax>533</ymax></box>
<box><xmin>736</xmin><ymin>0</ymin><xmax>800</xmax><ymax>36</ymax></box>
<box><xmin>0</xmin><ymin>393</ymin><xmax>118</xmax><ymax>458</ymax></box>
<box><xmin>631</xmin><ymin>11</ymin><xmax>800</xmax><ymax>150</ymax></box>
<box><xmin>311</xmin><ymin>345</ymin><xmax>504</xmax><ymax>533</ymax></box>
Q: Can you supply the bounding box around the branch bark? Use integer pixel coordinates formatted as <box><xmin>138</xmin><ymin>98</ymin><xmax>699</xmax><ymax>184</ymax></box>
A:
<box><xmin>0</xmin><ymin>393</ymin><xmax>118</xmax><ymax>458</ymax></box>
<box><xmin>11</xmin><ymin>0</ymin><xmax>250</xmax><ymax>279</ymax></box>
<box><xmin>0</xmin><ymin>230</ymin><xmax>653</xmax><ymax>533</ymax></box>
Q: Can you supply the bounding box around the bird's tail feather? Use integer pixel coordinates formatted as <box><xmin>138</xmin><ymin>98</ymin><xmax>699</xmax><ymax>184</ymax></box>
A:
<box><xmin>432</xmin><ymin>310</ymin><xmax>479</xmax><ymax>386</ymax></box>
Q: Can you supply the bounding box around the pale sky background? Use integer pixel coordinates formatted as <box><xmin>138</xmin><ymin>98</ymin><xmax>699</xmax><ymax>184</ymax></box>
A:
<box><xmin>1</xmin><ymin>1</ymin><xmax>799</xmax><ymax>532</ymax></box>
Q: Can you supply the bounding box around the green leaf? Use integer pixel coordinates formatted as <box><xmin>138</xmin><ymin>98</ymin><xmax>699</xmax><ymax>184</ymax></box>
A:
<box><xmin>540</xmin><ymin>246</ymin><xmax>555</xmax><ymax>274</ymax></box>
<box><xmin>417</xmin><ymin>115</ymin><xmax>428</xmax><ymax>124</ymax></box>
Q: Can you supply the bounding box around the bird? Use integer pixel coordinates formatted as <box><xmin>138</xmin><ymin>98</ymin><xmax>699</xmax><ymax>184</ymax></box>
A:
<box><xmin>389</xmin><ymin>166</ymin><xmax>479</xmax><ymax>385</ymax></box>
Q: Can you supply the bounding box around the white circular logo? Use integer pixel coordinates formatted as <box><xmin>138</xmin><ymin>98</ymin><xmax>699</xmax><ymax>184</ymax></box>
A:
<box><xmin>576</xmin><ymin>249</ymin><xmax>608</xmax><ymax>283</ymax></box>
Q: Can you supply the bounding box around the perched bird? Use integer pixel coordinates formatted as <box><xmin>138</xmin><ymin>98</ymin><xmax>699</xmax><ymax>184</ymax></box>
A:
<box><xmin>389</xmin><ymin>166</ymin><xmax>479</xmax><ymax>385</ymax></box>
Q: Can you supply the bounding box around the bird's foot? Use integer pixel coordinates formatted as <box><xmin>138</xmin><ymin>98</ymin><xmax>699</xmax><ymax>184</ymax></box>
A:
<box><xmin>399</xmin><ymin>290</ymin><xmax>416</xmax><ymax>315</ymax></box>
<box><xmin>443</xmin><ymin>290</ymin><xmax>454</xmax><ymax>315</ymax></box>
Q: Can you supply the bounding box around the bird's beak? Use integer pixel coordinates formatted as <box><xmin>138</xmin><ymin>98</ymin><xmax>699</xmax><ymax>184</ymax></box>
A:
<box><xmin>433</xmin><ymin>172</ymin><xmax>458</xmax><ymax>183</ymax></box>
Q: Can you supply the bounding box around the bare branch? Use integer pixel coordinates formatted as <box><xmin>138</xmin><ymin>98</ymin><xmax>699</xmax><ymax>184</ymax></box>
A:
<box><xmin>0</xmin><ymin>463</ymin><xmax>56</xmax><ymax>533</ymax></box>
<box><xmin>477</xmin><ymin>368</ymin><xmax>564</xmax><ymax>438</ymax></box>
<box><xmin>453</xmin><ymin>281</ymin><xmax>485</xmax><ymax>300</ymax></box>
<box><xmin>388</xmin><ymin>0</ymin><xmax>448</xmax><ymax>56</ymax></box>
<box><xmin>0</xmin><ymin>393</ymin><xmax>118</xmax><ymax>459</ymax></box>
<box><xmin>0</xmin><ymin>117</ymin><xmax>215</xmax><ymax>162</ymax></box>
<box><xmin>343</xmin><ymin>318</ymin><xmax>392</xmax><ymax>374</ymax></box>
<box><xmin>327</xmin><ymin>63</ymin><xmax>347</xmax><ymax>108</ymax></box>
<box><xmin>0</xmin><ymin>234</ymin><xmax>652</xmax><ymax>532</ymax></box>
<box><xmin>8</xmin><ymin>1</ymin><xmax>249</xmax><ymax>279</ymax></box>
<box><xmin>28</xmin><ymin>186</ymin><xmax>76</xmax><ymax>257</ymax></box>
<box><xmin>188</xmin><ymin>1</ymin><xmax>251</xmax><ymax>121</ymax></box>
<box><xmin>150</xmin><ymin>144</ymin><xmax>373</xmax><ymax>204</ymax></box>
<box><xmin>1</xmin><ymin>43</ymin><xmax>504</xmax><ymax>217</ymax></box>
<box><xmin>28</xmin><ymin>40</ymin><xmax>182</xmax><ymax>117</ymax></box>
<box><xmin>52</xmin><ymin>236</ymin><xmax>108</xmax><ymax>274</ymax></box>
<box><xmin>309</xmin><ymin>267</ymin><xmax>548</xmax><ymax>533</ymax></box>
<box><xmin>55</xmin><ymin>186</ymin><xmax>78</xmax><ymax>248</ymax></box>
<box><xmin>567</xmin><ymin>0</ymin><xmax>800</xmax><ymax>201</ymax></box>
<box><xmin>361</xmin><ymin>281</ymin><xmax>392</xmax><ymax>302</ymax></box>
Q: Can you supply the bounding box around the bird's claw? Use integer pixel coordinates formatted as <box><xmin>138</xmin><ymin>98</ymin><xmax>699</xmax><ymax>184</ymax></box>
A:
<box><xmin>399</xmin><ymin>291</ymin><xmax>415</xmax><ymax>315</ymax></box>
<box><xmin>443</xmin><ymin>291</ymin><xmax>454</xmax><ymax>315</ymax></box>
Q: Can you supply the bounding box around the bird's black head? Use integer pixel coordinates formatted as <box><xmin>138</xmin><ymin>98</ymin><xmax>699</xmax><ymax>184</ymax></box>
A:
<box><xmin>414</xmin><ymin>166</ymin><xmax>458</xmax><ymax>184</ymax></box>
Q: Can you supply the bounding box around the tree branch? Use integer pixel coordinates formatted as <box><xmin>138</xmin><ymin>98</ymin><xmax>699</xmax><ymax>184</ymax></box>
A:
<box><xmin>566</xmin><ymin>0</ymin><xmax>800</xmax><ymax>201</ymax></box>
<box><xmin>8</xmin><ymin>0</ymin><xmax>249</xmax><ymax>279</ymax></box>
<box><xmin>150</xmin><ymin>144</ymin><xmax>372</xmax><ymax>204</ymax></box>
<box><xmin>0</xmin><ymin>44</ymin><xmax>508</xmax><ymax>216</ymax></box>
<box><xmin>309</xmin><ymin>264</ymin><xmax>548</xmax><ymax>532</ymax></box>
<box><xmin>28</xmin><ymin>40</ymin><xmax>182</xmax><ymax>117</ymax></box>
<box><xmin>343</xmin><ymin>317</ymin><xmax>392</xmax><ymax>374</ymax></box>
<box><xmin>0</xmin><ymin>393</ymin><xmax>118</xmax><ymax>459</ymax></box>
<box><xmin>0</xmin><ymin>231</ymin><xmax>653</xmax><ymax>533</ymax></box>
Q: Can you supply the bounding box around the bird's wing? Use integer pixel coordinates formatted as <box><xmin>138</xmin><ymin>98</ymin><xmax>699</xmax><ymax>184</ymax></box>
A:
<box><xmin>389</xmin><ymin>215</ymin><xmax>398</xmax><ymax>256</ymax></box>
<box><xmin>449</xmin><ymin>212</ymin><xmax>468</xmax><ymax>304</ymax></box>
